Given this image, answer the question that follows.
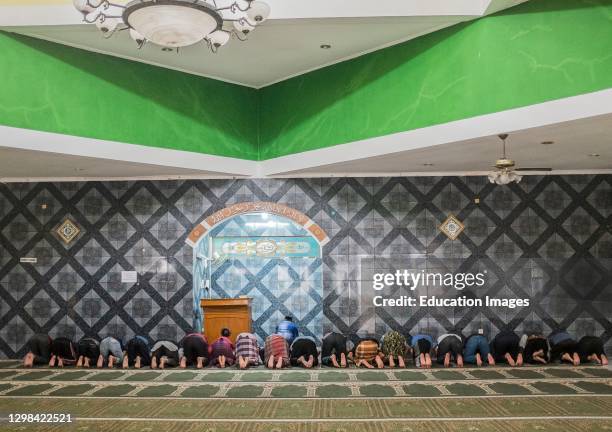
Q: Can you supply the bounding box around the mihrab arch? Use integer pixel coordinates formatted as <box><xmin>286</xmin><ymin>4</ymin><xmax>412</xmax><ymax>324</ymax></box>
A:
<box><xmin>186</xmin><ymin>202</ymin><xmax>329</xmax><ymax>335</ymax></box>
<box><xmin>185</xmin><ymin>201</ymin><xmax>329</xmax><ymax>248</ymax></box>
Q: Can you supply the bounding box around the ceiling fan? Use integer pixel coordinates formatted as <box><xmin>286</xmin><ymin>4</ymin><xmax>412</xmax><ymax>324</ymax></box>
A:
<box><xmin>488</xmin><ymin>133</ymin><xmax>551</xmax><ymax>185</ymax></box>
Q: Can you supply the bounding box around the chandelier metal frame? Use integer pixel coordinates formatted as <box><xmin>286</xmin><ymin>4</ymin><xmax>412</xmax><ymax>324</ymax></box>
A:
<box><xmin>488</xmin><ymin>134</ymin><xmax>523</xmax><ymax>185</ymax></box>
<box><xmin>74</xmin><ymin>0</ymin><xmax>269</xmax><ymax>52</ymax></box>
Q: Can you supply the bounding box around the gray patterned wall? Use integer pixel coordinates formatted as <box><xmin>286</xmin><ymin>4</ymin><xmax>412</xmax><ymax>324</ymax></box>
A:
<box><xmin>0</xmin><ymin>175</ymin><xmax>611</xmax><ymax>358</ymax></box>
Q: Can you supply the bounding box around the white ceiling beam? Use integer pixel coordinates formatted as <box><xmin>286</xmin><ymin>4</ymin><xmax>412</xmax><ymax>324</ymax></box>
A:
<box><xmin>0</xmin><ymin>125</ymin><xmax>258</xmax><ymax>177</ymax></box>
<box><xmin>259</xmin><ymin>89</ymin><xmax>612</xmax><ymax>176</ymax></box>
<box><xmin>2</xmin><ymin>88</ymin><xmax>610</xmax><ymax>181</ymax></box>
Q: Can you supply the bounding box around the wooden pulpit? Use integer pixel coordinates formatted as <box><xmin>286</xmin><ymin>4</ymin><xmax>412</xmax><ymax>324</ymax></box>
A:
<box><xmin>200</xmin><ymin>298</ymin><xmax>252</xmax><ymax>343</ymax></box>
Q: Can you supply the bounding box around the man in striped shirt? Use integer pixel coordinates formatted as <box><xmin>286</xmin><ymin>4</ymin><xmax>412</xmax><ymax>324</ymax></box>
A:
<box><xmin>236</xmin><ymin>333</ymin><xmax>261</xmax><ymax>369</ymax></box>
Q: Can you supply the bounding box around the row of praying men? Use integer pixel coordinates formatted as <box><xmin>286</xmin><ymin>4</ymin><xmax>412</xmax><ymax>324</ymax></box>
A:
<box><xmin>22</xmin><ymin>317</ymin><xmax>608</xmax><ymax>369</ymax></box>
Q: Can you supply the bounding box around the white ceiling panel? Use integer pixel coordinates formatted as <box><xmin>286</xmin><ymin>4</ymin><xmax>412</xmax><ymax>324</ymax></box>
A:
<box><xmin>1</xmin><ymin>0</ymin><xmax>529</xmax><ymax>87</ymax></box>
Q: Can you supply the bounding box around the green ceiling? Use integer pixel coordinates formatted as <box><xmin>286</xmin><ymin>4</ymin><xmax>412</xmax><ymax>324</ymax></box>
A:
<box><xmin>0</xmin><ymin>32</ymin><xmax>259</xmax><ymax>160</ymax></box>
<box><xmin>1</xmin><ymin>0</ymin><xmax>611</xmax><ymax>161</ymax></box>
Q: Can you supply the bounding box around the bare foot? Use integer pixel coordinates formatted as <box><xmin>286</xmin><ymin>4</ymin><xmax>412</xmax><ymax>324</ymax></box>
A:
<box><xmin>307</xmin><ymin>355</ymin><xmax>314</xmax><ymax>368</ymax></box>
<box><xmin>239</xmin><ymin>356</ymin><xmax>247</xmax><ymax>369</ymax></box>
<box><xmin>601</xmin><ymin>356</ymin><xmax>608</xmax><ymax>366</ymax></box>
<box><xmin>196</xmin><ymin>357</ymin><xmax>203</xmax><ymax>369</ymax></box>
<box><xmin>340</xmin><ymin>353</ymin><xmax>347</xmax><ymax>368</ymax></box>
<box><xmin>267</xmin><ymin>354</ymin><xmax>275</xmax><ymax>369</ymax></box>
<box><xmin>572</xmin><ymin>353</ymin><xmax>580</xmax><ymax>366</ymax></box>
<box><xmin>297</xmin><ymin>356</ymin><xmax>306</xmax><ymax>368</ymax></box>
<box><xmin>516</xmin><ymin>353</ymin><xmax>523</xmax><ymax>367</ymax></box>
<box><xmin>587</xmin><ymin>354</ymin><xmax>599</xmax><ymax>364</ymax></box>
<box><xmin>76</xmin><ymin>356</ymin><xmax>83</xmax><ymax>368</ymax></box>
<box><xmin>476</xmin><ymin>353</ymin><xmax>482</xmax><ymax>367</ymax></box>
<box><xmin>135</xmin><ymin>357</ymin><xmax>141</xmax><ymax>369</ymax></box>
<box><xmin>425</xmin><ymin>354</ymin><xmax>432</xmax><ymax>369</ymax></box>
<box><xmin>122</xmin><ymin>355</ymin><xmax>129</xmax><ymax>369</ymax></box>
<box><xmin>159</xmin><ymin>356</ymin><xmax>166</xmax><ymax>369</ymax></box>
<box><xmin>375</xmin><ymin>356</ymin><xmax>384</xmax><ymax>369</ymax></box>
<box><xmin>419</xmin><ymin>353</ymin><xmax>426</xmax><ymax>368</ymax></box>
<box><xmin>23</xmin><ymin>353</ymin><xmax>33</xmax><ymax>368</ymax></box>
<box><xmin>108</xmin><ymin>355</ymin><xmax>115</xmax><ymax>368</ymax></box>
<box><xmin>275</xmin><ymin>356</ymin><xmax>283</xmax><ymax>369</ymax></box>
<box><xmin>506</xmin><ymin>353</ymin><xmax>515</xmax><ymax>367</ymax></box>
<box><xmin>398</xmin><ymin>356</ymin><xmax>405</xmax><ymax>368</ymax></box>
<box><xmin>561</xmin><ymin>353</ymin><xmax>572</xmax><ymax>364</ymax></box>
<box><xmin>58</xmin><ymin>357</ymin><xmax>64</xmax><ymax>368</ymax></box>
<box><xmin>151</xmin><ymin>356</ymin><xmax>157</xmax><ymax>369</ymax></box>
<box><xmin>388</xmin><ymin>355</ymin><xmax>395</xmax><ymax>368</ymax></box>
<box><xmin>362</xmin><ymin>360</ymin><xmax>374</xmax><ymax>369</ymax></box>
<box><xmin>534</xmin><ymin>355</ymin><xmax>547</xmax><ymax>364</ymax></box>
<box><xmin>96</xmin><ymin>355</ymin><xmax>104</xmax><ymax>368</ymax></box>
<box><xmin>219</xmin><ymin>355</ymin><xmax>226</xmax><ymax>368</ymax></box>
<box><xmin>180</xmin><ymin>357</ymin><xmax>187</xmax><ymax>368</ymax></box>
<box><xmin>49</xmin><ymin>355</ymin><xmax>56</xmax><ymax>367</ymax></box>
<box><xmin>444</xmin><ymin>352</ymin><xmax>450</xmax><ymax>368</ymax></box>
<box><xmin>457</xmin><ymin>355</ymin><xmax>464</xmax><ymax>368</ymax></box>
<box><xmin>84</xmin><ymin>357</ymin><xmax>90</xmax><ymax>368</ymax></box>
<box><xmin>331</xmin><ymin>354</ymin><xmax>339</xmax><ymax>368</ymax></box>
<box><xmin>487</xmin><ymin>354</ymin><xmax>495</xmax><ymax>366</ymax></box>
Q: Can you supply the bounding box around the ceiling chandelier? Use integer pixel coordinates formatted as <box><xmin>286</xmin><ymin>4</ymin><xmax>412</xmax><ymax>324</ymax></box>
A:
<box><xmin>487</xmin><ymin>134</ymin><xmax>523</xmax><ymax>185</ymax></box>
<box><xmin>73</xmin><ymin>0</ymin><xmax>270</xmax><ymax>51</ymax></box>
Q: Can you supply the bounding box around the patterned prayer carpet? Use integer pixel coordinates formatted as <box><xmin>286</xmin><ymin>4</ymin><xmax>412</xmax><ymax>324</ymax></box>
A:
<box><xmin>1</xmin><ymin>361</ymin><xmax>611</xmax><ymax>431</ymax></box>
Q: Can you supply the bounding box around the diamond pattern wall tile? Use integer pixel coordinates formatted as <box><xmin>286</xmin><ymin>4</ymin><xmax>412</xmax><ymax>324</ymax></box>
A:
<box><xmin>74</xmin><ymin>291</ymin><xmax>110</xmax><ymax>327</ymax></box>
<box><xmin>562</xmin><ymin>206</ymin><xmax>598</xmax><ymax>242</ymax></box>
<box><xmin>0</xmin><ymin>316</ymin><xmax>34</xmax><ymax>353</ymax></box>
<box><xmin>125</xmin><ymin>291</ymin><xmax>161</xmax><ymax>328</ymax></box>
<box><xmin>75</xmin><ymin>238</ymin><xmax>111</xmax><ymax>276</ymax></box>
<box><xmin>511</xmin><ymin>207</ymin><xmax>547</xmax><ymax>244</ymax></box>
<box><xmin>487</xmin><ymin>186</ymin><xmax>521</xmax><ymax>220</ymax></box>
<box><xmin>536</xmin><ymin>181</ymin><xmax>572</xmax><ymax>218</ymax></box>
<box><xmin>1</xmin><ymin>214</ymin><xmax>36</xmax><ymax>251</ymax></box>
<box><xmin>0</xmin><ymin>175</ymin><xmax>610</xmax><ymax>357</ymax></box>
<box><xmin>586</xmin><ymin>181</ymin><xmax>612</xmax><ymax>212</ymax></box>
<box><xmin>98</xmin><ymin>263</ymin><xmax>130</xmax><ymax>301</ymax></box>
<box><xmin>125</xmin><ymin>186</ymin><xmax>162</xmax><ymax>225</ymax></box>
<box><xmin>175</xmin><ymin>185</ymin><xmax>213</xmax><ymax>224</ymax></box>
<box><xmin>49</xmin><ymin>266</ymin><xmax>85</xmax><ymax>301</ymax></box>
<box><xmin>24</xmin><ymin>290</ymin><xmax>60</xmax><ymax>327</ymax></box>
<box><xmin>101</xmin><ymin>214</ymin><xmax>136</xmax><ymax>250</ymax></box>
<box><xmin>26</xmin><ymin>188</ymin><xmax>61</xmax><ymax>226</ymax></box>
<box><xmin>150</xmin><ymin>261</ymin><xmax>185</xmax><ymax>300</ymax></box>
<box><xmin>76</xmin><ymin>187</ymin><xmax>111</xmax><ymax>224</ymax></box>
<box><xmin>1</xmin><ymin>265</ymin><xmax>36</xmax><ymax>302</ymax></box>
<box><xmin>151</xmin><ymin>212</ymin><xmax>187</xmax><ymax>250</ymax></box>
<box><xmin>30</xmin><ymin>238</ymin><xmax>61</xmax><ymax>276</ymax></box>
<box><xmin>379</xmin><ymin>182</ymin><xmax>418</xmax><ymax>221</ymax></box>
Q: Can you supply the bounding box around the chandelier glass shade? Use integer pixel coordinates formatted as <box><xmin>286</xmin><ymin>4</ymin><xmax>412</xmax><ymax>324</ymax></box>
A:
<box><xmin>487</xmin><ymin>169</ymin><xmax>522</xmax><ymax>185</ymax></box>
<box><xmin>488</xmin><ymin>133</ymin><xmax>522</xmax><ymax>185</ymax></box>
<box><xmin>73</xmin><ymin>0</ymin><xmax>270</xmax><ymax>51</ymax></box>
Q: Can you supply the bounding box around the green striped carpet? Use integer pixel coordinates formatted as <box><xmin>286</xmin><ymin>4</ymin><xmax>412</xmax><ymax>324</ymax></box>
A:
<box><xmin>1</xmin><ymin>364</ymin><xmax>610</xmax><ymax>398</ymax></box>
<box><xmin>1</xmin><ymin>362</ymin><xmax>611</xmax><ymax>431</ymax></box>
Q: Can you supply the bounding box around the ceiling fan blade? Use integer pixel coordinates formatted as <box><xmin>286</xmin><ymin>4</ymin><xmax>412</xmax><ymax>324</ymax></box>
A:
<box><xmin>515</xmin><ymin>167</ymin><xmax>553</xmax><ymax>172</ymax></box>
